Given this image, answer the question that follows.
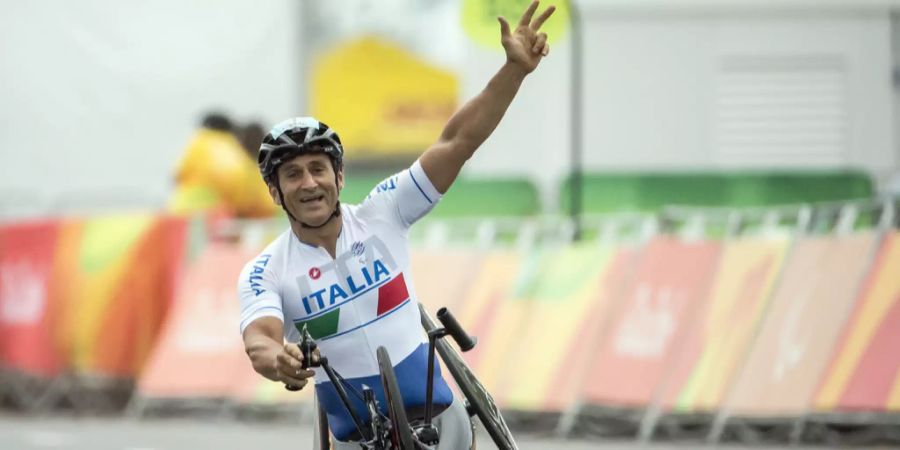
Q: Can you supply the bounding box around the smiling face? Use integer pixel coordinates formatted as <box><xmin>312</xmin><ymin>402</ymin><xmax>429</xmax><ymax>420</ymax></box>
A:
<box><xmin>269</xmin><ymin>152</ymin><xmax>343</xmax><ymax>227</ymax></box>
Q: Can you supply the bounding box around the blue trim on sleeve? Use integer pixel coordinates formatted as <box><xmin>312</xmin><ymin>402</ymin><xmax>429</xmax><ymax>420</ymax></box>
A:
<box><xmin>408</xmin><ymin>169</ymin><xmax>433</xmax><ymax>204</ymax></box>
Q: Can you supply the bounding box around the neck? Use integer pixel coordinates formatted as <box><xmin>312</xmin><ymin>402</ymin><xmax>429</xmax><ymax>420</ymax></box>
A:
<box><xmin>290</xmin><ymin>212</ymin><xmax>342</xmax><ymax>258</ymax></box>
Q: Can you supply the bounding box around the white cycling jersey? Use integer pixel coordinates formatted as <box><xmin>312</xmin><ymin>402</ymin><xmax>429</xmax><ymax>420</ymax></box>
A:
<box><xmin>237</xmin><ymin>159</ymin><xmax>453</xmax><ymax>441</ymax></box>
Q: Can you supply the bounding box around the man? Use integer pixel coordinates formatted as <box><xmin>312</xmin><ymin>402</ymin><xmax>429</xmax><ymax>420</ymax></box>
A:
<box><xmin>238</xmin><ymin>2</ymin><xmax>555</xmax><ymax>448</ymax></box>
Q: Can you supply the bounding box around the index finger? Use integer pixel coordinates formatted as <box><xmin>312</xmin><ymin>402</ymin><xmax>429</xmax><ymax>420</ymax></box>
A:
<box><xmin>519</xmin><ymin>0</ymin><xmax>540</xmax><ymax>27</ymax></box>
<box><xmin>531</xmin><ymin>5</ymin><xmax>556</xmax><ymax>31</ymax></box>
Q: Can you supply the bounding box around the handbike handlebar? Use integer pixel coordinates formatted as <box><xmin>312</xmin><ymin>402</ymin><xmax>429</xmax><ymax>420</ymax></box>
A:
<box><xmin>286</xmin><ymin>325</ymin><xmax>322</xmax><ymax>391</ymax></box>
<box><xmin>436</xmin><ymin>307</ymin><xmax>476</xmax><ymax>352</ymax></box>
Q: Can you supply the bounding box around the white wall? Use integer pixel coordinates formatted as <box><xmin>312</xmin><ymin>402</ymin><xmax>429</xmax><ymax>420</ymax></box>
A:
<box><xmin>460</xmin><ymin>2</ymin><xmax>898</xmax><ymax>209</ymax></box>
<box><xmin>0</xmin><ymin>0</ymin><xmax>301</xmax><ymax>216</ymax></box>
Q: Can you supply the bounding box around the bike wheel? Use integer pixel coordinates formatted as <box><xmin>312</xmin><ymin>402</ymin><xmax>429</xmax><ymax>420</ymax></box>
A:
<box><xmin>376</xmin><ymin>346</ymin><xmax>416</xmax><ymax>450</ymax></box>
<box><xmin>420</xmin><ymin>304</ymin><xmax>518</xmax><ymax>450</ymax></box>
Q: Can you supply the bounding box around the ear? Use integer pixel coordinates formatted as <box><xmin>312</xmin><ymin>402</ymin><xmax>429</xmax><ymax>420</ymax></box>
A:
<box><xmin>337</xmin><ymin>169</ymin><xmax>344</xmax><ymax>192</ymax></box>
<box><xmin>268</xmin><ymin>182</ymin><xmax>281</xmax><ymax>206</ymax></box>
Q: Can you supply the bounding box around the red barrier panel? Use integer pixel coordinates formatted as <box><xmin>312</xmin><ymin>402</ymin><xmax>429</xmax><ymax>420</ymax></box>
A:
<box><xmin>815</xmin><ymin>231</ymin><xmax>900</xmax><ymax>412</ymax></box>
<box><xmin>0</xmin><ymin>220</ymin><xmax>63</xmax><ymax>377</ymax></box>
<box><xmin>411</xmin><ymin>249</ymin><xmax>485</xmax><ymax>316</ymax></box>
<box><xmin>138</xmin><ymin>243</ymin><xmax>255</xmax><ymax>398</ymax></box>
<box><xmin>726</xmin><ymin>233</ymin><xmax>876</xmax><ymax>416</ymax></box>
<box><xmin>581</xmin><ymin>237</ymin><xmax>721</xmax><ymax>407</ymax></box>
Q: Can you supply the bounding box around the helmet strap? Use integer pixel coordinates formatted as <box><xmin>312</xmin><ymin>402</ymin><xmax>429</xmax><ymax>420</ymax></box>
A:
<box><xmin>299</xmin><ymin>203</ymin><xmax>341</xmax><ymax>229</ymax></box>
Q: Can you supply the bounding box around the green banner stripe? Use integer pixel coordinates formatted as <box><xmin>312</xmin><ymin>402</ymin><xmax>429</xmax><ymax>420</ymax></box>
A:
<box><xmin>295</xmin><ymin>308</ymin><xmax>341</xmax><ymax>339</ymax></box>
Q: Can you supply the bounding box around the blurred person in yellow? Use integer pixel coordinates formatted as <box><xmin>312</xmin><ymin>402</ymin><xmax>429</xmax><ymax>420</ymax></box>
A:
<box><xmin>168</xmin><ymin>113</ymin><xmax>276</xmax><ymax>218</ymax></box>
<box><xmin>234</xmin><ymin>121</ymin><xmax>279</xmax><ymax>217</ymax></box>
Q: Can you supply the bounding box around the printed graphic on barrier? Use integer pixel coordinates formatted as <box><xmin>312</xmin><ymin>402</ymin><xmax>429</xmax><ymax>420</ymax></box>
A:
<box><xmin>582</xmin><ymin>237</ymin><xmax>721</xmax><ymax>407</ymax></box>
<box><xmin>0</xmin><ymin>221</ymin><xmax>62</xmax><ymax>378</ymax></box>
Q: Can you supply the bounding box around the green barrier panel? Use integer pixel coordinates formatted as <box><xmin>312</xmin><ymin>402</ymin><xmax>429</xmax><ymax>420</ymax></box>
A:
<box><xmin>432</xmin><ymin>178</ymin><xmax>539</xmax><ymax>217</ymax></box>
<box><xmin>727</xmin><ymin>171</ymin><xmax>874</xmax><ymax>207</ymax></box>
<box><xmin>340</xmin><ymin>172</ymin><xmax>393</xmax><ymax>205</ymax></box>
<box><xmin>342</xmin><ymin>170</ymin><xmax>540</xmax><ymax>217</ymax></box>
<box><xmin>561</xmin><ymin>170</ymin><xmax>875</xmax><ymax>214</ymax></box>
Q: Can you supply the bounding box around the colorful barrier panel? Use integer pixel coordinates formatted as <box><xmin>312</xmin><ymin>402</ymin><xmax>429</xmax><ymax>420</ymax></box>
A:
<box><xmin>815</xmin><ymin>231</ymin><xmax>900</xmax><ymax>412</ymax></box>
<box><xmin>498</xmin><ymin>244</ymin><xmax>616</xmax><ymax>412</ymax></box>
<box><xmin>581</xmin><ymin>237</ymin><xmax>721</xmax><ymax>407</ymax></box>
<box><xmin>550</xmin><ymin>247</ymin><xmax>642</xmax><ymax>412</ymax></box>
<box><xmin>661</xmin><ymin>237</ymin><xmax>789</xmax><ymax>412</ymax></box>
<box><xmin>52</xmin><ymin>214</ymin><xmax>185</xmax><ymax>377</ymax></box>
<box><xmin>138</xmin><ymin>243</ymin><xmax>255</xmax><ymax>399</ymax></box>
<box><xmin>0</xmin><ymin>220</ymin><xmax>64</xmax><ymax>378</ymax></box>
<box><xmin>725</xmin><ymin>233</ymin><xmax>876</xmax><ymax>416</ymax></box>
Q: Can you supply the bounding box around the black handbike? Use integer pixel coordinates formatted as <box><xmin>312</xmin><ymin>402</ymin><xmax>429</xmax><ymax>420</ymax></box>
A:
<box><xmin>288</xmin><ymin>306</ymin><xmax>518</xmax><ymax>450</ymax></box>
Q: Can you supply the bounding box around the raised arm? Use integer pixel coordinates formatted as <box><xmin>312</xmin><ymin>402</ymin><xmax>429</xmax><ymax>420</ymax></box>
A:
<box><xmin>419</xmin><ymin>1</ymin><xmax>556</xmax><ymax>194</ymax></box>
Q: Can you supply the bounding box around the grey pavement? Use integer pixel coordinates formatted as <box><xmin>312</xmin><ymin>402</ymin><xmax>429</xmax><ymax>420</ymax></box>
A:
<box><xmin>0</xmin><ymin>415</ymin><xmax>861</xmax><ymax>450</ymax></box>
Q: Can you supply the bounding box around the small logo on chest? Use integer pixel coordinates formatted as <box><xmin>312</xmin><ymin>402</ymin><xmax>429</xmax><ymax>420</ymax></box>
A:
<box><xmin>309</xmin><ymin>267</ymin><xmax>321</xmax><ymax>280</ymax></box>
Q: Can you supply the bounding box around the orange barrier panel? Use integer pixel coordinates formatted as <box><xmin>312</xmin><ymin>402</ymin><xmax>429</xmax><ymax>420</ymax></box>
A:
<box><xmin>582</xmin><ymin>237</ymin><xmax>721</xmax><ymax>407</ymax></box>
<box><xmin>52</xmin><ymin>215</ymin><xmax>185</xmax><ymax>377</ymax></box>
<box><xmin>662</xmin><ymin>237</ymin><xmax>789</xmax><ymax>412</ymax></box>
<box><xmin>411</xmin><ymin>249</ymin><xmax>486</xmax><ymax>316</ymax></box>
<box><xmin>815</xmin><ymin>231</ymin><xmax>900</xmax><ymax>412</ymax></box>
<box><xmin>138</xmin><ymin>242</ymin><xmax>255</xmax><ymax>398</ymax></box>
<box><xmin>499</xmin><ymin>244</ymin><xmax>616</xmax><ymax>412</ymax></box>
<box><xmin>725</xmin><ymin>233</ymin><xmax>876</xmax><ymax>416</ymax></box>
<box><xmin>0</xmin><ymin>221</ymin><xmax>64</xmax><ymax>377</ymax></box>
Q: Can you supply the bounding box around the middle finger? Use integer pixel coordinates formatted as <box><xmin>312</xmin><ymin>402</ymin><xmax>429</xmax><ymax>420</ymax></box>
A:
<box><xmin>531</xmin><ymin>5</ymin><xmax>556</xmax><ymax>31</ymax></box>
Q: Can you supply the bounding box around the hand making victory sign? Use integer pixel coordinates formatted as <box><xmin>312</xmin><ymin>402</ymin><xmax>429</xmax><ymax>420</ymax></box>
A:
<box><xmin>498</xmin><ymin>1</ymin><xmax>556</xmax><ymax>74</ymax></box>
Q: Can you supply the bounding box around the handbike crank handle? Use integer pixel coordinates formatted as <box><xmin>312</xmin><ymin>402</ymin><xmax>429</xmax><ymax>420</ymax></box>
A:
<box><xmin>437</xmin><ymin>307</ymin><xmax>477</xmax><ymax>351</ymax></box>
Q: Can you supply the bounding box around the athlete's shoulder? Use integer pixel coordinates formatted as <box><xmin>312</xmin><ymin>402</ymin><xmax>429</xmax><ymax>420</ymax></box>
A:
<box><xmin>350</xmin><ymin>179</ymin><xmax>398</xmax><ymax>221</ymax></box>
<box><xmin>238</xmin><ymin>228</ymin><xmax>290</xmax><ymax>284</ymax></box>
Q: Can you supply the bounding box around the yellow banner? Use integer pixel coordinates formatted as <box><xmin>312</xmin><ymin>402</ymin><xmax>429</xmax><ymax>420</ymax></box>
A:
<box><xmin>311</xmin><ymin>37</ymin><xmax>457</xmax><ymax>157</ymax></box>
